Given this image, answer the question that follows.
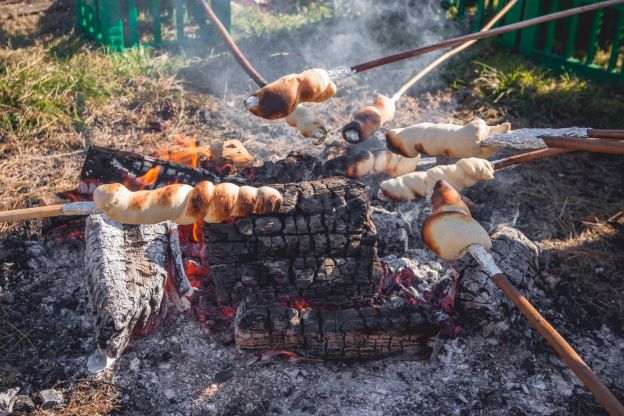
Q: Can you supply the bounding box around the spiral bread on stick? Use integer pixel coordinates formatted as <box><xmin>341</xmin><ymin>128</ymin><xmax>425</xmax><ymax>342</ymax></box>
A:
<box><xmin>386</xmin><ymin>118</ymin><xmax>511</xmax><ymax>159</ymax></box>
<box><xmin>342</xmin><ymin>95</ymin><xmax>396</xmax><ymax>143</ymax></box>
<box><xmin>379</xmin><ymin>157</ymin><xmax>494</xmax><ymax>201</ymax></box>
<box><xmin>422</xmin><ymin>180</ymin><xmax>491</xmax><ymax>260</ymax></box>
<box><xmin>324</xmin><ymin>150</ymin><xmax>420</xmax><ymax>178</ymax></box>
<box><xmin>245</xmin><ymin>69</ymin><xmax>337</xmax><ymax>120</ymax></box>
<box><xmin>285</xmin><ymin>105</ymin><xmax>327</xmax><ymax>144</ymax></box>
<box><xmin>93</xmin><ymin>182</ymin><xmax>283</xmax><ymax>225</ymax></box>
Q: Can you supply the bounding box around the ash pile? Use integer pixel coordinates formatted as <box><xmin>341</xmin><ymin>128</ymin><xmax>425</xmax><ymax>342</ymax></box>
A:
<box><xmin>2</xmin><ymin>143</ymin><xmax>621</xmax><ymax>416</ymax></box>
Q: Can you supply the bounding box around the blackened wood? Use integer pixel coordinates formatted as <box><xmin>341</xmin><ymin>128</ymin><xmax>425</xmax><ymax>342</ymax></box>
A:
<box><xmin>457</xmin><ymin>226</ymin><xmax>540</xmax><ymax>332</ymax></box>
<box><xmin>85</xmin><ymin>214</ymin><xmax>171</xmax><ymax>359</ymax></box>
<box><xmin>240</xmin><ymin>151</ymin><xmax>323</xmax><ymax>186</ymax></box>
<box><xmin>79</xmin><ymin>146</ymin><xmax>221</xmax><ymax>195</ymax></box>
<box><xmin>235</xmin><ymin>300</ymin><xmax>439</xmax><ymax>360</ymax></box>
<box><xmin>205</xmin><ymin>177</ymin><xmax>383</xmax><ymax>308</ymax></box>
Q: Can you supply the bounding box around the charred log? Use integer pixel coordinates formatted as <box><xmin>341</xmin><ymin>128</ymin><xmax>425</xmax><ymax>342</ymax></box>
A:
<box><xmin>241</xmin><ymin>151</ymin><xmax>323</xmax><ymax>186</ymax></box>
<box><xmin>205</xmin><ymin>177</ymin><xmax>383</xmax><ymax>308</ymax></box>
<box><xmin>457</xmin><ymin>226</ymin><xmax>540</xmax><ymax>333</ymax></box>
<box><xmin>85</xmin><ymin>214</ymin><xmax>171</xmax><ymax>359</ymax></box>
<box><xmin>235</xmin><ymin>299</ymin><xmax>438</xmax><ymax>360</ymax></box>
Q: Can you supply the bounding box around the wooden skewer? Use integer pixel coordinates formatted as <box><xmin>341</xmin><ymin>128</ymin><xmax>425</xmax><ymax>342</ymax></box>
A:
<box><xmin>350</xmin><ymin>0</ymin><xmax>624</xmax><ymax>74</ymax></box>
<box><xmin>542</xmin><ymin>136</ymin><xmax>624</xmax><ymax>155</ymax></box>
<box><xmin>391</xmin><ymin>0</ymin><xmax>518</xmax><ymax>102</ymax></box>
<box><xmin>0</xmin><ymin>202</ymin><xmax>98</xmax><ymax>223</ymax></box>
<box><xmin>586</xmin><ymin>129</ymin><xmax>624</xmax><ymax>140</ymax></box>
<box><xmin>468</xmin><ymin>245</ymin><xmax>624</xmax><ymax>416</ymax></box>
<box><xmin>491</xmin><ymin>148</ymin><xmax>574</xmax><ymax>171</ymax></box>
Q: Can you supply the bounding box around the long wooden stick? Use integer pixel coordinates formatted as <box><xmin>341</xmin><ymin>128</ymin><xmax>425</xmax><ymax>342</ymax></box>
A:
<box><xmin>491</xmin><ymin>148</ymin><xmax>574</xmax><ymax>170</ymax></box>
<box><xmin>586</xmin><ymin>129</ymin><xmax>624</xmax><ymax>140</ymax></box>
<box><xmin>392</xmin><ymin>0</ymin><xmax>518</xmax><ymax>102</ymax></box>
<box><xmin>351</xmin><ymin>0</ymin><xmax>624</xmax><ymax>74</ymax></box>
<box><xmin>0</xmin><ymin>202</ymin><xmax>97</xmax><ymax>223</ymax></box>
<box><xmin>197</xmin><ymin>0</ymin><xmax>267</xmax><ymax>87</ymax></box>
<box><xmin>468</xmin><ymin>245</ymin><xmax>624</xmax><ymax>416</ymax></box>
<box><xmin>542</xmin><ymin>136</ymin><xmax>624</xmax><ymax>154</ymax></box>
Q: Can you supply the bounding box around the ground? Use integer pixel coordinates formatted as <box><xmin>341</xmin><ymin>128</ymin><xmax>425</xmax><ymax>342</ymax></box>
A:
<box><xmin>0</xmin><ymin>0</ymin><xmax>623</xmax><ymax>415</ymax></box>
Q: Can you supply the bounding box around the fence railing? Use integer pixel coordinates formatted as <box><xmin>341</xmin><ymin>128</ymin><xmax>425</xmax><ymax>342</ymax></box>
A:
<box><xmin>447</xmin><ymin>0</ymin><xmax>624</xmax><ymax>82</ymax></box>
<box><xmin>75</xmin><ymin>0</ymin><xmax>231</xmax><ymax>50</ymax></box>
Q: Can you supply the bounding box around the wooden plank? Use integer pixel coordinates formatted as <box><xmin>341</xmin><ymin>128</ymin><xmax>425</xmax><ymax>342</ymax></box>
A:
<box><xmin>544</xmin><ymin>0</ymin><xmax>560</xmax><ymax>53</ymax></box>
<box><xmin>519</xmin><ymin>0</ymin><xmax>541</xmax><ymax>54</ymax></box>
<box><xmin>565</xmin><ymin>0</ymin><xmax>581</xmax><ymax>58</ymax></box>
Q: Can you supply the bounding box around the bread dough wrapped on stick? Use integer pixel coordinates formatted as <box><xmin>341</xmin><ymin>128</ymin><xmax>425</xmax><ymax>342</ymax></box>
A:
<box><xmin>379</xmin><ymin>157</ymin><xmax>493</xmax><ymax>201</ymax></box>
<box><xmin>386</xmin><ymin>118</ymin><xmax>511</xmax><ymax>158</ymax></box>
<box><xmin>342</xmin><ymin>95</ymin><xmax>396</xmax><ymax>143</ymax></box>
<box><xmin>245</xmin><ymin>69</ymin><xmax>337</xmax><ymax>120</ymax></box>
<box><xmin>324</xmin><ymin>150</ymin><xmax>420</xmax><ymax>178</ymax></box>
<box><xmin>422</xmin><ymin>180</ymin><xmax>491</xmax><ymax>260</ymax></box>
<box><xmin>93</xmin><ymin>182</ymin><xmax>283</xmax><ymax>225</ymax></box>
<box><xmin>285</xmin><ymin>105</ymin><xmax>327</xmax><ymax>144</ymax></box>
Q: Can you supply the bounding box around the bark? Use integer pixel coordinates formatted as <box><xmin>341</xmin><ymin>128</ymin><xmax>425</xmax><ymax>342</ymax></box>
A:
<box><xmin>235</xmin><ymin>299</ymin><xmax>439</xmax><ymax>360</ymax></box>
<box><xmin>457</xmin><ymin>226</ymin><xmax>540</xmax><ymax>332</ymax></box>
<box><xmin>85</xmin><ymin>215</ymin><xmax>172</xmax><ymax>358</ymax></box>
<box><xmin>205</xmin><ymin>177</ymin><xmax>383</xmax><ymax>308</ymax></box>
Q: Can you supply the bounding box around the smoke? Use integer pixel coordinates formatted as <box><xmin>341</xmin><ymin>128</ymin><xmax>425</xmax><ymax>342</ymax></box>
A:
<box><xmin>182</xmin><ymin>0</ymin><xmax>459</xmax><ymax>97</ymax></box>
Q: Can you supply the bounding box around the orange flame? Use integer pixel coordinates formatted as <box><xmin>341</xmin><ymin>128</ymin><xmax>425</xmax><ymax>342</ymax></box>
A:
<box><xmin>154</xmin><ymin>134</ymin><xmax>211</xmax><ymax>169</ymax></box>
<box><xmin>123</xmin><ymin>165</ymin><xmax>161</xmax><ymax>190</ymax></box>
<box><xmin>192</xmin><ymin>221</ymin><xmax>204</xmax><ymax>243</ymax></box>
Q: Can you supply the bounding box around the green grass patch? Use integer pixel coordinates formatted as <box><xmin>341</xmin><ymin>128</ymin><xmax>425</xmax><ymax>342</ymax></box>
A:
<box><xmin>0</xmin><ymin>43</ymin><xmax>186</xmax><ymax>139</ymax></box>
<box><xmin>452</xmin><ymin>50</ymin><xmax>624</xmax><ymax>128</ymax></box>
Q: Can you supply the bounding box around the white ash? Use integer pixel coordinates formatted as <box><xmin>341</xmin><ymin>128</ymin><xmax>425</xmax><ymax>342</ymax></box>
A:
<box><xmin>1</xmin><ymin>237</ymin><xmax>623</xmax><ymax>415</ymax></box>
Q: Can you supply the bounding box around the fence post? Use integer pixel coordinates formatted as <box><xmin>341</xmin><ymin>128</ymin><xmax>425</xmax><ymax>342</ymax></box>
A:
<box><xmin>151</xmin><ymin>0</ymin><xmax>162</xmax><ymax>46</ymax></box>
<box><xmin>127</xmin><ymin>0</ymin><xmax>139</xmax><ymax>46</ymax></box>
<box><xmin>519</xmin><ymin>0</ymin><xmax>540</xmax><ymax>55</ymax></box>
<box><xmin>175</xmin><ymin>0</ymin><xmax>185</xmax><ymax>41</ymax></box>
<box><xmin>608</xmin><ymin>7</ymin><xmax>623</xmax><ymax>71</ymax></box>
<box><xmin>586</xmin><ymin>9</ymin><xmax>605</xmax><ymax>65</ymax></box>
<box><xmin>500</xmin><ymin>0</ymin><xmax>524</xmax><ymax>49</ymax></box>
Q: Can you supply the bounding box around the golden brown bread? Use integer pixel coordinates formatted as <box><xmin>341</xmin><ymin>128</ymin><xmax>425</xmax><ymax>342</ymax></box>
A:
<box><xmin>386</xmin><ymin>118</ymin><xmax>511</xmax><ymax>158</ymax></box>
<box><xmin>379</xmin><ymin>157</ymin><xmax>494</xmax><ymax>201</ymax></box>
<box><xmin>285</xmin><ymin>105</ymin><xmax>327</xmax><ymax>143</ymax></box>
<box><xmin>93</xmin><ymin>182</ymin><xmax>282</xmax><ymax>225</ymax></box>
<box><xmin>247</xmin><ymin>69</ymin><xmax>337</xmax><ymax>120</ymax></box>
<box><xmin>421</xmin><ymin>180</ymin><xmax>491</xmax><ymax>260</ymax></box>
<box><xmin>344</xmin><ymin>150</ymin><xmax>420</xmax><ymax>178</ymax></box>
<box><xmin>342</xmin><ymin>95</ymin><xmax>396</xmax><ymax>143</ymax></box>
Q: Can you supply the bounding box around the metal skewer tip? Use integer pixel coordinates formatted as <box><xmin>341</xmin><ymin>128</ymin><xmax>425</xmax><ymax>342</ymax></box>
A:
<box><xmin>327</xmin><ymin>66</ymin><xmax>355</xmax><ymax>81</ymax></box>
<box><xmin>63</xmin><ymin>201</ymin><xmax>99</xmax><ymax>216</ymax></box>
<box><xmin>244</xmin><ymin>95</ymin><xmax>260</xmax><ymax>110</ymax></box>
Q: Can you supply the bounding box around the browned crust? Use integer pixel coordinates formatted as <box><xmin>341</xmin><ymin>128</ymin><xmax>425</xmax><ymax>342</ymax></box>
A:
<box><xmin>421</xmin><ymin>216</ymin><xmax>440</xmax><ymax>256</ymax></box>
<box><xmin>431</xmin><ymin>180</ymin><xmax>470</xmax><ymax>214</ymax></box>
<box><xmin>235</xmin><ymin>191</ymin><xmax>255</xmax><ymax>217</ymax></box>
<box><xmin>386</xmin><ymin>130</ymin><xmax>414</xmax><ymax>157</ymax></box>
<box><xmin>154</xmin><ymin>184</ymin><xmax>184</xmax><ymax>208</ymax></box>
<box><xmin>254</xmin><ymin>191</ymin><xmax>282</xmax><ymax>214</ymax></box>
<box><xmin>185</xmin><ymin>181</ymin><xmax>214</xmax><ymax>221</ymax></box>
<box><xmin>129</xmin><ymin>190</ymin><xmax>150</xmax><ymax>211</ymax></box>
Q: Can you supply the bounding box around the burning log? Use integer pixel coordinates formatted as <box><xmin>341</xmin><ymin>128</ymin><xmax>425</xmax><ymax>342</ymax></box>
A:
<box><xmin>234</xmin><ymin>300</ymin><xmax>438</xmax><ymax>360</ymax></box>
<box><xmin>205</xmin><ymin>177</ymin><xmax>382</xmax><ymax>308</ymax></box>
<box><xmin>84</xmin><ymin>215</ymin><xmax>179</xmax><ymax>372</ymax></box>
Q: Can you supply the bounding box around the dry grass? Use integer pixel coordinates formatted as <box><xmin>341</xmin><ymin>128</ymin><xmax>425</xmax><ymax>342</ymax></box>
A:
<box><xmin>0</xmin><ymin>303</ymin><xmax>35</xmax><ymax>356</ymax></box>
<box><xmin>33</xmin><ymin>381</ymin><xmax>123</xmax><ymax>416</ymax></box>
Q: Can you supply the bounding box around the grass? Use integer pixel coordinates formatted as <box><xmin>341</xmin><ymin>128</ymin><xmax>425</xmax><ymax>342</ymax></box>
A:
<box><xmin>0</xmin><ymin>42</ymin><xmax>187</xmax><ymax>140</ymax></box>
<box><xmin>449</xmin><ymin>49</ymin><xmax>624</xmax><ymax>128</ymax></box>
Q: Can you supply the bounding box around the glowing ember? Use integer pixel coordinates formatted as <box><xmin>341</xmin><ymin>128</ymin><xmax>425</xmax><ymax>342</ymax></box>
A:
<box><xmin>154</xmin><ymin>134</ymin><xmax>211</xmax><ymax>169</ymax></box>
<box><xmin>261</xmin><ymin>349</ymin><xmax>297</xmax><ymax>361</ymax></box>
<box><xmin>293</xmin><ymin>297</ymin><xmax>308</xmax><ymax>310</ymax></box>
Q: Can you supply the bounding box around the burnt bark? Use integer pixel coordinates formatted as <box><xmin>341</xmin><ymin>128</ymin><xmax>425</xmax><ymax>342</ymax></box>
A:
<box><xmin>457</xmin><ymin>226</ymin><xmax>540</xmax><ymax>333</ymax></box>
<box><xmin>205</xmin><ymin>177</ymin><xmax>383</xmax><ymax>308</ymax></box>
<box><xmin>85</xmin><ymin>215</ymin><xmax>171</xmax><ymax>359</ymax></box>
<box><xmin>234</xmin><ymin>299</ymin><xmax>438</xmax><ymax>360</ymax></box>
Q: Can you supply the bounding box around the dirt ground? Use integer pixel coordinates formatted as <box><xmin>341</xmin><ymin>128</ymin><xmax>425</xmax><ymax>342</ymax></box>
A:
<box><xmin>0</xmin><ymin>1</ymin><xmax>623</xmax><ymax>415</ymax></box>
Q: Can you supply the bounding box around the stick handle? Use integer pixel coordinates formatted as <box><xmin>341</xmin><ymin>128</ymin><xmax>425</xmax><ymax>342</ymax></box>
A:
<box><xmin>542</xmin><ymin>136</ymin><xmax>624</xmax><ymax>155</ymax></box>
<box><xmin>587</xmin><ymin>129</ymin><xmax>624</xmax><ymax>140</ymax></box>
<box><xmin>0</xmin><ymin>204</ymin><xmax>65</xmax><ymax>223</ymax></box>
<box><xmin>492</xmin><ymin>148</ymin><xmax>574</xmax><ymax>170</ymax></box>
<box><xmin>491</xmin><ymin>272</ymin><xmax>624</xmax><ymax>416</ymax></box>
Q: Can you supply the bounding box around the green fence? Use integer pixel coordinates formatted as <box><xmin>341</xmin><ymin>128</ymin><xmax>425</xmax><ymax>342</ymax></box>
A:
<box><xmin>449</xmin><ymin>0</ymin><xmax>624</xmax><ymax>82</ymax></box>
<box><xmin>75</xmin><ymin>0</ymin><xmax>231</xmax><ymax>50</ymax></box>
